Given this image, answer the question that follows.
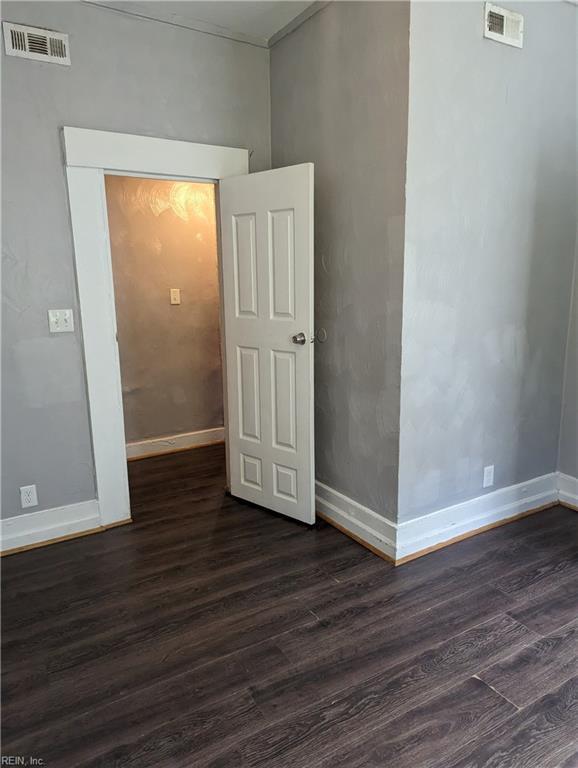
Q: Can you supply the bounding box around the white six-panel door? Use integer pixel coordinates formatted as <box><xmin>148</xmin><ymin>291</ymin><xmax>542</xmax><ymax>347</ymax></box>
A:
<box><xmin>219</xmin><ymin>164</ymin><xmax>315</xmax><ymax>524</ymax></box>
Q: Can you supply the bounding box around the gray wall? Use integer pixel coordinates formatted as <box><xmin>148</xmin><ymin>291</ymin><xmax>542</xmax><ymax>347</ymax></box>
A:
<box><xmin>105</xmin><ymin>176</ymin><xmax>223</xmax><ymax>443</ymax></box>
<box><xmin>270</xmin><ymin>2</ymin><xmax>410</xmax><ymax>520</ymax></box>
<box><xmin>559</xmin><ymin>241</ymin><xmax>578</xmax><ymax>478</ymax></box>
<box><xmin>398</xmin><ymin>2</ymin><xmax>578</xmax><ymax>522</ymax></box>
<box><xmin>1</xmin><ymin>1</ymin><xmax>270</xmax><ymax>517</ymax></box>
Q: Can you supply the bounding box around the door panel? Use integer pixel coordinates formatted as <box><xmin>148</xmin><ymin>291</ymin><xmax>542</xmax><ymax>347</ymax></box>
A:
<box><xmin>272</xmin><ymin>350</ymin><xmax>296</xmax><ymax>451</ymax></box>
<box><xmin>220</xmin><ymin>164</ymin><xmax>314</xmax><ymax>524</ymax></box>
<box><xmin>237</xmin><ymin>346</ymin><xmax>261</xmax><ymax>442</ymax></box>
<box><xmin>233</xmin><ymin>214</ymin><xmax>258</xmax><ymax>317</ymax></box>
<box><xmin>269</xmin><ymin>209</ymin><xmax>295</xmax><ymax>319</ymax></box>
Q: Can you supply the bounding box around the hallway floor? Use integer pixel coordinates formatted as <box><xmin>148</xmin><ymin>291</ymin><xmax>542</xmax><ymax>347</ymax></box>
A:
<box><xmin>2</xmin><ymin>444</ymin><xmax>577</xmax><ymax>767</ymax></box>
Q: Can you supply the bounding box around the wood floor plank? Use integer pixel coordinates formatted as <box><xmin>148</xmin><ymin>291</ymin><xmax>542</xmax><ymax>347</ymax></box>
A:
<box><xmin>82</xmin><ymin>689</ymin><xmax>264</xmax><ymax>768</ymax></box>
<box><xmin>2</xmin><ymin>522</ymin><xmax>355</xmax><ymax>632</ymax></box>
<box><xmin>313</xmin><ymin>677</ymin><xmax>515</xmax><ymax>768</ymax></box>
<box><xmin>208</xmin><ymin>615</ymin><xmax>530</xmax><ymax>768</ymax></box>
<box><xmin>253</xmin><ymin>585</ymin><xmax>518</xmax><ymax>720</ymax></box>
<box><xmin>1</xmin><ymin>507</ymin><xmax>303</xmax><ymax>594</ymax></box>
<box><xmin>2</xmin><ymin>592</ymin><xmax>315</xmax><ymax>738</ymax></box>
<box><xmin>556</xmin><ymin>751</ymin><xmax>578</xmax><ymax>768</ymax></box>
<box><xmin>508</xmin><ymin>581</ymin><xmax>578</xmax><ymax>636</ymax></box>
<box><xmin>3</xmin><ymin>641</ymin><xmax>290</xmax><ymax>765</ymax></box>
<box><xmin>429</xmin><ymin>507</ymin><xmax>577</xmax><ymax>567</ymax></box>
<box><xmin>300</xmin><ymin>521</ymin><xmax>576</xmax><ymax>652</ymax></box>
<box><xmin>494</xmin><ymin>552</ymin><xmax>578</xmax><ymax>604</ymax></box>
<box><xmin>3</xmin><ymin>570</ymin><xmax>317</xmax><ymax>677</ymax></box>
<box><xmin>2</xmin><ymin>549</ymin><xmax>359</xmax><ymax>663</ymax></box>
<box><xmin>446</xmin><ymin>676</ymin><xmax>578</xmax><ymax>768</ymax></box>
<box><xmin>478</xmin><ymin>619</ymin><xmax>578</xmax><ymax>708</ymax></box>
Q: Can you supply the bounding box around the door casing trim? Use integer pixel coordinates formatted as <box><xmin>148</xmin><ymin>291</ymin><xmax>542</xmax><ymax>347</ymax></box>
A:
<box><xmin>64</xmin><ymin>127</ymin><xmax>248</xmax><ymax>525</ymax></box>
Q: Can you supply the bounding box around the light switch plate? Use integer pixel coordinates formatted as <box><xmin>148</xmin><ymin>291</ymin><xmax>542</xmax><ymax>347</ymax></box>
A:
<box><xmin>48</xmin><ymin>308</ymin><xmax>74</xmax><ymax>333</ymax></box>
<box><xmin>170</xmin><ymin>288</ymin><xmax>181</xmax><ymax>305</ymax></box>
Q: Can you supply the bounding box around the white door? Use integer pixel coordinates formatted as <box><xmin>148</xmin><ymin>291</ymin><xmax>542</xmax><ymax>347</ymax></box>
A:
<box><xmin>219</xmin><ymin>163</ymin><xmax>314</xmax><ymax>524</ymax></box>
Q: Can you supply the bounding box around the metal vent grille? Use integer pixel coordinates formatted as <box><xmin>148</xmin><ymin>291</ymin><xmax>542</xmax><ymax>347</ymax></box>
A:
<box><xmin>27</xmin><ymin>32</ymin><xmax>49</xmax><ymax>55</ymax></box>
<box><xmin>49</xmin><ymin>37</ymin><xmax>67</xmax><ymax>59</ymax></box>
<box><xmin>3</xmin><ymin>22</ymin><xmax>70</xmax><ymax>65</ymax></box>
<box><xmin>488</xmin><ymin>11</ymin><xmax>505</xmax><ymax>34</ymax></box>
<box><xmin>484</xmin><ymin>4</ymin><xmax>524</xmax><ymax>48</ymax></box>
<box><xmin>10</xmin><ymin>28</ymin><xmax>26</xmax><ymax>51</ymax></box>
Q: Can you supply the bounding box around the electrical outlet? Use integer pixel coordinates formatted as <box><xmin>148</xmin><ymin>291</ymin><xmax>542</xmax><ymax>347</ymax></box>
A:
<box><xmin>170</xmin><ymin>288</ymin><xmax>181</xmax><ymax>305</ymax></box>
<box><xmin>483</xmin><ymin>465</ymin><xmax>495</xmax><ymax>488</ymax></box>
<box><xmin>20</xmin><ymin>484</ymin><xmax>38</xmax><ymax>509</ymax></box>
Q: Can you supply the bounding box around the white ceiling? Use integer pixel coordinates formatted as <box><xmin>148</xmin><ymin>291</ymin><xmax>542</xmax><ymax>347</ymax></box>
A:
<box><xmin>89</xmin><ymin>1</ymin><xmax>319</xmax><ymax>47</ymax></box>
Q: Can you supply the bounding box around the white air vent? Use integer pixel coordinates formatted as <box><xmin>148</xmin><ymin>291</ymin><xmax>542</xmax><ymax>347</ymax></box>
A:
<box><xmin>3</xmin><ymin>22</ymin><xmax>70</xmax><ymax>65</ymax></box>
<box><xmin>484</xmin><ymin>4</ymin><xmax>524</xmax><ymax>48</ymax></box>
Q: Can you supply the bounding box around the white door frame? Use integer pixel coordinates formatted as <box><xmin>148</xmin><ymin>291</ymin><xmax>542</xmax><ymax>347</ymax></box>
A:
<box><xmin>64</xmin><ymin>127</ymin><xmax>248</xmax><ymax>526</ymax></box>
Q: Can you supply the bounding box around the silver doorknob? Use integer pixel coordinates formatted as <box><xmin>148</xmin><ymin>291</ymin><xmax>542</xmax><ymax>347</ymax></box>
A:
<box><xmin>291</xmin><ymin>332</ymin><xmax>307</xmax><ymax>345</ymax></box>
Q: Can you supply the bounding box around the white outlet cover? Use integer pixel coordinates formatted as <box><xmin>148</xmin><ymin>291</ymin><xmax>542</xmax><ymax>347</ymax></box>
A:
<box><xmin>483</xmin><ymin>465</ymin><xmax>495</xmax><ymax>488</ymax></box>
<box><xmin>170</xmin><ymin>288</ymin><xmax>181</xmax><ymax>305</ymax></box>
<box><xmin>48</xmin><ymin>308</ymin><xmax>74</xmax><ymax>333</ymax></box>
<box><xmin>20</xmin><ymin>484</ymin><xmax>38</xmax><ymax>508</ymax></box>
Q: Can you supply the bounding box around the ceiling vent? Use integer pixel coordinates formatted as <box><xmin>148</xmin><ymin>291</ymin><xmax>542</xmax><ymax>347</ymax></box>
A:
<box><xmin>484</xmin><ymin>4</ymin><xmax>524</xmax><ymax>48</ymax></box>
<box><xmin>3</xmin><ymin>22</ymin><xmax>70</xmax><ymax>65</ymax></box>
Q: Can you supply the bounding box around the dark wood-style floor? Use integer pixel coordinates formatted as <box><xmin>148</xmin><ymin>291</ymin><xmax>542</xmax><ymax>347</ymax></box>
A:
<box><xmin>2</xmin><ymin>444</ymin><xmax>577</xmax><ymax>767</ymax></box>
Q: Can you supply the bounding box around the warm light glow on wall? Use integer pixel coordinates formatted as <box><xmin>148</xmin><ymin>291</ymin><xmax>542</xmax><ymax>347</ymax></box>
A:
<box><xmin>116</xmin><ymin>179</ymin><xmax>215</xmax><ymax>224</ymax></box>
<box><xmin>104</xmin><ymin>173</ymin><xmax>223</xmax><ymax>443</ymax></box>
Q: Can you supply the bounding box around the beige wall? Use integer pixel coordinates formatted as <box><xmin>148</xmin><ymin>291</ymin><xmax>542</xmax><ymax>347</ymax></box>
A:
<box><xmin>270</xmin><ymin>2</ymin><xmax>410</xmax><ymax>519</ymax></box>
<box><xmin>399</xmin><ymin>2</ymin><xmax>577</xmax><ymax>521</ymax></box>
<box><xmin>105</xmin><ymin>176</ymin><xmax>223</xmax><ymax>443</ymax></box>
<box><xmin>2</xmin><ymin>0</ymin><xmax>270</xmax><ymax>517</ymax></box>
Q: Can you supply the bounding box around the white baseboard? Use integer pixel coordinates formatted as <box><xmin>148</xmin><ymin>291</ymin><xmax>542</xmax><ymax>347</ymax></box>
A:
<box><xmin>315</xmin><ymin>481</ymin><xmax>396</xmax><ymax>561</ymax></box>
<box><xmin>316</xmin><ymin>473</ymin><xmax>560</xmax><ymax>565</ymax></box>
<box><xmin>396</xmin><ymin>473</ymin><xmax>558</xmax><ymax>561</ymax></box>
<box><xmin>3</xmin><ymin>469</ymin><xmax>572</xmax><ymax>558</ymax></box>
<box><xmin>126</xmin><ymin>427</ymin><xmax>225</xmax><ymax>459</ymax></box>
<box><xmin>557</xmin><ymin>472</ymin><xmax>578</xmax><ymax>509</ymax></box>
<box><xmin>1</xmin><ymin>500</ymin><xmax>102</xmax><ymax>553</ymax></box>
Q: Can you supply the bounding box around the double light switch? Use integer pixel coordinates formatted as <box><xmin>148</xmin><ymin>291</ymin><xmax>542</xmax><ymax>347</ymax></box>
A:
<box><xmin>48</xmin><ymin>309</ymin><xmax>74</xmax><ymax>333</ymax></box>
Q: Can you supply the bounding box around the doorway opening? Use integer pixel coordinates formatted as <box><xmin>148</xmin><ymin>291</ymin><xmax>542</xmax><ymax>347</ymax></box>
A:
<box><xmin>104</xmin><ymin>174</ymin><xmax>225</xmax><ymax>469</ymax></box>
<box><xmin>64</xmin><ymin>128</ymin><xmax>314</xmax><ymax>531</ymax></box>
